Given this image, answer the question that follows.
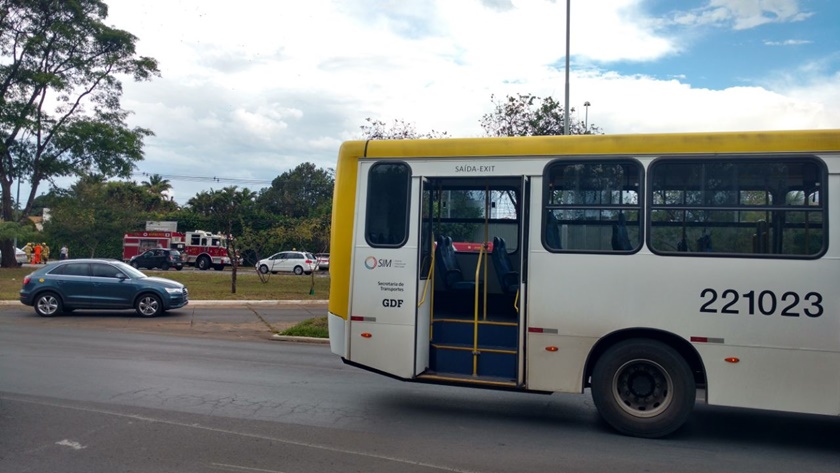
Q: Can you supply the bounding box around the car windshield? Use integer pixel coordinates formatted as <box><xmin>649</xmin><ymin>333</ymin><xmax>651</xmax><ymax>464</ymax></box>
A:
<box><xmin>306</xmin><ymin>253</ymin><xmax>315</xmax><ymax>260</ymax></box>
<box><xmin>169</xmin><ymin>250</ymin><xmax>180</xmax><ymax>257</ymax></box>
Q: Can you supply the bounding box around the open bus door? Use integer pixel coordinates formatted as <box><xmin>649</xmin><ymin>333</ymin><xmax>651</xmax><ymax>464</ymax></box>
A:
<box><xmin>417</xmin><ymin>175</ymin><xmax>528</xmax><ymax>387</ymax></box>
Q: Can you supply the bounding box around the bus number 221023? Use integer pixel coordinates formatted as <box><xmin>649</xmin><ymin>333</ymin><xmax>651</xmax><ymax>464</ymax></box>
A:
<box><xmin>700</xmin><ymin>289</ymin><xmax>823</xmax><ymax>318</ymax></box>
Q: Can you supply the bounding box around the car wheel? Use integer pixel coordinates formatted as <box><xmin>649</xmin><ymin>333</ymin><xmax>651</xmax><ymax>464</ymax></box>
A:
<box><xmin>34</xmin><ymin>292</ymin><xmax>62</xmax><ymax>317</ymax></box>
<box><xmin>293</xmin><ymin>266</ymin><xmax>304</xmax><ymax>275</ymax></box>
<box><xmin>591</xmin><ymin>339</ymin><xmax>695</xmax><ymax>438</ymax></box>
<box><xmin>136</xmin><ymin>293</ymin><xmax>163</xmax><ymax>317</ymax></box>
<box><xmin>176</xmin><ymin>266</ymin><xmax>183</xmax><ymax>271</ymax></box>
<box><xmin>197</xmin><ymin>256</ymin><xmax>211</xmax><ymax>271</ymax></box>
<box><xmin>258</xmin><ymin>264</ymin><xmax>269</xmax><ymax>274</ymax></box>
<box><xmin>160</xmin><ymin>262</ymin><xmax>169</xmax><ymax>271</ymax></box>
<box><xmin>131</xmin><ymin>261</ymin><xmax>140</xmax><ymax>268</ymax></box>
<box><xmin>213</xmin><ymin>264</ymin><xmax>224</xmax><ymax>271</ymax></box>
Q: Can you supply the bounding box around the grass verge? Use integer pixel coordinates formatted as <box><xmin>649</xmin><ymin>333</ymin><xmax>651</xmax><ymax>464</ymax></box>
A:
<box><xmin>280</xmin><ymin>316</ymin><xmax>329</xmax><ymax>338</ymax></box>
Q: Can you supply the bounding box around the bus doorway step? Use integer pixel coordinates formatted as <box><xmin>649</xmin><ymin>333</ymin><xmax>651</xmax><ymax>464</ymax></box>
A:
<box><xmin>416</xmin><ymin>372</ymin><xmax>518</xmax><ymax>389</ymax></box>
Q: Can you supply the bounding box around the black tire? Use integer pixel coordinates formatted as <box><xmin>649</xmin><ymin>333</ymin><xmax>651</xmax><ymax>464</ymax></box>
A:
<box><xmin>293</xmin><ymin>265</ymin><xmax>304</xmax><ymax>275</ymax></box>
<box><xmin>34</xmin><ymin>292</ymin><xmax>62</xmax><ymax>317</ymax></box>
<box><xmin>591</xmin><ymin>339</ymin><xmax>695</xmax><ymax>438</ymax></box>
<box><xmin>197</xmin><ymin>256</ymin><xmax>211</xmax><ymax>271</ymax></box>
<box><xmin>258</xmin><ymin>264</ymin><xmax>269</xmax><ymax>274</ymax></box>
<box><xmin>213</xmin><ymin>264</ymin><xmax>224</xmax><ymax>271</ymax></box>
<box><xmin>175</xmin><ymin>266</ymin><xmax>183</xmax><ymax>271</ymax></box>
<box><xmin>135</xmin><ymin>293</ymin><xmax>163</xmax><ymax>317</ymax></box>
<box><xmin>131</xmin><ymin>260</ymin><xmax>140</xmax><ymax>268</ymax></box>
<box><xmin>160</xmin><ymin>262</ymin><xmax>169</xmax><ymax>271</ymax></box>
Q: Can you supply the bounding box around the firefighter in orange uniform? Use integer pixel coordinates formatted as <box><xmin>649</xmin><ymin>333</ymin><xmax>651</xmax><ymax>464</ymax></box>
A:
<box><xmin>33</xmin><ymin>242</ymin><xmax>42</xmax><ymax>264</ymax></box>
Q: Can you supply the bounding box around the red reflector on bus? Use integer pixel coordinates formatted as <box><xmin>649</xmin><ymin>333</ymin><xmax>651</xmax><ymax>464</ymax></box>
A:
<box><xmin>351</xmin><ymin>316</ymin><xmax>364</xmax><ymax>321</ymax></box>
<box><xmin>528</xmin><ymin>327</ymin><xmax>544</xmax><ymax>333</ymax></box>
<box><xmin>725</xmin><ymin>357</ymin><xmax>740</xmax><ymax>363</ymax></box>
<box><xmin>361</xmin><ymin>332</ymin><xmax>372</xmax><ymax>338</ymax></box>
<box><xmin>545</xmin><ymin>346</ymin><xmax>559</xmax><ymax>352</ymax></box>
<box><xmin>691</xmin><ymin>336</ymin><xmax>708</xmax><ymax>343</ymax></box>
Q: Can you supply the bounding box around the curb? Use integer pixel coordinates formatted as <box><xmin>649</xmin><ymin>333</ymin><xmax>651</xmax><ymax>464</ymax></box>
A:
<box><xmin>271</xmin><ymin>334</ymin><xmax>329</xmax><ymax>344</ymax></box>
<box><xmin>188</xmin><ymin>300</ymin><xmax>328</xmax><ymax>306</ymax></box>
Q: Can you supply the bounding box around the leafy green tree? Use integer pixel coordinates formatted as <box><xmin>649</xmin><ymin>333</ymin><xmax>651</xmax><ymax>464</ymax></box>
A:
<box><xmin>257</xmin><ymin>162</ymin><xmax>334</xmax><ymax>219</ymax></box>
<box><xmin>0</xmin><ymin>0</ymin><xmax>159</xmax><ymax>267</ymax></box>
<box><xmin>43</xmin><ymin>176</ymin><xmax>148</xmax><ymax>258</ymax></box>
<box><xmin>360</xmin><ymin>117</ymin><xmax>449</xmax><ymax>140</ymax></box>
<box><xmin>480</xmin><ymin>93</ymin><xmax>601</xmax><ymax>137</ymax></box>
<box><xmin>0</xmin><ymin>219</ymin><xmax>36</xmax><ymax>253</ymax></box>
<box><xmin>186</xmin><ymin>186</ymin><xmax>256</xmax><ymax>293</ymax></box>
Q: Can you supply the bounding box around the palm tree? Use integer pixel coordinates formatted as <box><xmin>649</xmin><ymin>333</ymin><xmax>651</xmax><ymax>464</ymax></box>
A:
<box><xmin>141</xmin><ymin>174</ymin><xmax>172</xmax><ymax>201</ymax></box>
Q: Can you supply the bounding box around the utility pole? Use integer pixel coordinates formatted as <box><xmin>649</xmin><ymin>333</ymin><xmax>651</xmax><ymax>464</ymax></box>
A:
<box><xmin>564</xmin><ymin>0</ymin><xmax>571</xmax><ymax>135</ymax></box>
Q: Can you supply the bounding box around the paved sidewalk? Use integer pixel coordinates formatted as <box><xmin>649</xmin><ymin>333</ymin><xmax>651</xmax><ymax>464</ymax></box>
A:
<box><xmin>3</xmin><ymin>299</ymin><xmax>331</xmax><ymax>344</ymax></box>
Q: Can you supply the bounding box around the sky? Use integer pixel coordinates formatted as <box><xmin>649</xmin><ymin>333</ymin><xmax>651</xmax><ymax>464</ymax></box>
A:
<box><xmin>51</xmin><ymin>0</ymin><xmax>840</xmax><ymax>204</ymax></box>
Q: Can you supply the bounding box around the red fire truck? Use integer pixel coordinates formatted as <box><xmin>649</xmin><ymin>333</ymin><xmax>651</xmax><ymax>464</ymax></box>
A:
<box><xmin>123</xmin><ymin>229</ymin><xmax>234</xmax><ymax>270</ymax></box>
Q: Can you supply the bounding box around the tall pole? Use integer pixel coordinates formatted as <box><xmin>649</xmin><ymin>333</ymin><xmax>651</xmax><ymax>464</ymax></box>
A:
<box><xmin>584</xmin><ymin>101</ymin><xmax>590</xmax><ymax>133</ymax></box>
<box><xmin>564</xmin><ymin>0</ymin><xmax>571</xmax><ymax>135</ymax></box>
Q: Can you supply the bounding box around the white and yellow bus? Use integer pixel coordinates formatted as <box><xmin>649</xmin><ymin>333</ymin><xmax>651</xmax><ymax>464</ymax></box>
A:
<box><xmin>327</xmin><ymin>129</ymin><xmax>840</xmax><ymax>437</ymax></box>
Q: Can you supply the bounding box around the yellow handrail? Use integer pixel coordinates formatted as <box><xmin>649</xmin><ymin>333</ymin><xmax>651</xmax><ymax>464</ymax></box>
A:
<box><xmin>470</xmin><ymin>244</ymin><xmax>492</xmax><ymax>376</ymax></box>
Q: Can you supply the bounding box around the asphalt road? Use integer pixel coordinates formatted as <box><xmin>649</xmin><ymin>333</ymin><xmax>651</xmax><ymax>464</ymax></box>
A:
<box><xmin>1</xmin><ymin>305</ymin><xmax>838</xmax><ymax>472</ymax></box>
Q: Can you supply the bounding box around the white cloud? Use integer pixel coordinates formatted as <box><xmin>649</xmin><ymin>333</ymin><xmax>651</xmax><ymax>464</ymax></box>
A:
<box><xmin>76</xmin><ymin>0</ymin><xmax>838</xmax><ymax>205</ymax></box>
<box><xmin>764</xmin><ymin>39</ymin><xmax>812</xmax><ymax>46</ymax></box>
<box><xmin>671</xmin><ymin>0</ymin><xmax>813</xmax><ymax>30</ymax></box>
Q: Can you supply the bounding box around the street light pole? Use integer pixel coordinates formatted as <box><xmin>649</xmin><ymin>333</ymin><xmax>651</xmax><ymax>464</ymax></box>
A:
<box><xmin>584</xmin><ymin>101</ymin><xmax>590</xmax><ymax>133</ymax></box>
<box><xmin>564</xmin><ymin>0</ymin><xmax>571</xmax><ymax>135</ymax></box>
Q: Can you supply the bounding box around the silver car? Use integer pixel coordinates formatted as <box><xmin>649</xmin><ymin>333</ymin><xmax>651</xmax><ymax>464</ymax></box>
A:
<box><xmin>255</xmin><ymin>251</ymin><xmax>317</xmax><ymax>275</ymax></box>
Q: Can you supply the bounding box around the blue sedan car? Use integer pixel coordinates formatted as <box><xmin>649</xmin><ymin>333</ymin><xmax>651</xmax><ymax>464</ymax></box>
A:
<box><xmin>20</xmin><ymin>259</ymin><xmax>189</xmax><ymax>317</ymax></box>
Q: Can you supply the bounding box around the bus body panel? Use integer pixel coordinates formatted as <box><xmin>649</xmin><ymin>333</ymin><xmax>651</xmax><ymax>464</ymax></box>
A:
<box><xmin>697</xmin><ymin>344</ymin><xmax>839</xmax><ymax>414</ymax></box>
<box><xmin>525</xmin><ymin>333</ymin><xmax>594</xmax><ymax>392</ymax></box>
<box><xmin>328</xmin><ymin>312</ymin><xmax>346</xmax><ymax>357</ymax></box>
<box><xmin>349</xmin><ymin>321</ymin><xmax>417</xmax><ymax>378</ymax></box>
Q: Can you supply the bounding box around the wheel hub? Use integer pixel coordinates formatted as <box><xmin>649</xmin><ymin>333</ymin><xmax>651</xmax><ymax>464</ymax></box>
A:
<box><xmin>613</xmin><ymin>359</ymin><xmax>673</xmax><ymax>418</ymax></box>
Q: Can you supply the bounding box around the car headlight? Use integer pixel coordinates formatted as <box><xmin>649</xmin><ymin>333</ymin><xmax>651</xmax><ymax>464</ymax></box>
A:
<box><xmin>165</xmin><ymin>287</ymin><xmax>185</xmax><ymax>295</ymax></box>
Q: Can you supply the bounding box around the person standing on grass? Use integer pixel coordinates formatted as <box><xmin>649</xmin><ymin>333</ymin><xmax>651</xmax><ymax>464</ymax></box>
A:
<box><xmin>33</xmin><ymin>242</ymin><xmax>42</xmax><ymax>264</ymax></box>
<box><xmin>24</xmin><ymin>242</ymin><xmax>33</xmax><ymax>263</ymax></box>
<box><xmin>60</xmin><ymin>245</ymin><xmax>69</xmax><ymax>260</ymax></box>
<box><xmin>41</xmin><ymin>243</ymin><xmax>50</xmax><ymax>263</ymax></box>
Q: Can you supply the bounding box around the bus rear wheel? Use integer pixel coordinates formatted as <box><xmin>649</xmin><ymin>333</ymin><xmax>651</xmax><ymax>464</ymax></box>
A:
<box><xmin>591</xmin><ymin>339</ymin><xmax>695</xmax><ymax>438</ymax></box>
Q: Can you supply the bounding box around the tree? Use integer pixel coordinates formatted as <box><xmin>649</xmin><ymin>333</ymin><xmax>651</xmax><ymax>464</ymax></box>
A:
<box><xmin>360</xmin><ymin>117</ymin><xmax>449</xmax><ymax>140</ymax></box>
<box><xmin>186</xmin><ymin>186</ymin><xmax>256</xmax><ymax>293</ymax></box>
<box><xmin>0</xmin><ymin>0</ymin><xmax>159</xmax><ymax>267</ymax></box>
<box><xmin>480</xmin><ymin>94</ymin><xmax>601</xmax><ymax>137</ymax></box>
<box><xmin>43</xmin><ymin>176</ymin><xmax>148</xmax><ymax>258</ymax></box>
<box><xmin>257</xmin><ymin>162</ymin><xmax>334</xmax><ymax>219</ymax></box>
<box><xmin>140</xmin><ymin>173</ymin><xmax>174</xmax><ymax>204</ymax></box>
